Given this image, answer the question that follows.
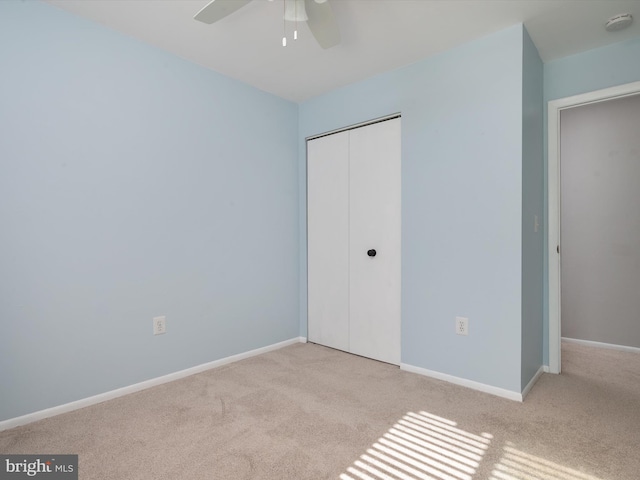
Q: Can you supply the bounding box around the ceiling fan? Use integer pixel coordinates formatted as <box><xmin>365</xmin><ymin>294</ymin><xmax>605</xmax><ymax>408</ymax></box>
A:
<box><xmin>194</xmin><ymin>0</ymin><xmax>341</xmax><ymax>49</ymax></box>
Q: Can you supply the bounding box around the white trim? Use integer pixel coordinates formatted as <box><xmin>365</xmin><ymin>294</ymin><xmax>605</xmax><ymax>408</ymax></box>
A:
<box><xmin>305</xmin><ymin>113</ymin><xmax>401</xmax><ymax>141</ymax></box>
<box><xmin>542</xmin><ymin>365</ymin><xmax>550</xmax><ymax>373</ymax></box>
<box><xmin>521</xmin><ymin>366</ymin><xmax>544</xmax><ymax>400</ymax></box>
<box><xmin>548</xmin><ymin>95</ymin><xmax>561</xmax><ymax>374</ymax></box>
<box><xmin>400</xmin><ymin>363</ymin><xmax>523</xmax><ymax>402</ymax></box>
<box><xmin>562</xmin><ymin>337</ymin><xmax>640</xmax><ymax>354</ymax></box>
<box><xmin>0</xmin><ymin>337</ymin><xmax>306</xmax><ymax>432</ymax></box>
<box><xmin>547</xmin><ymin>80</ymin><xmax>640</xmax><ymax>375</ymax></box>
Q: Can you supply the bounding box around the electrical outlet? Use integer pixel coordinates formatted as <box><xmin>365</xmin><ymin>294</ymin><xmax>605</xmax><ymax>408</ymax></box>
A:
<box><xmin>455</xmin><ymin>316</ymin><xmax>468</xmax><ymax>336</ymax></box>
<box><xmin>153</xmin><ymin>316</ymin><xmax>166</xmax><ymax>335</ymax></box>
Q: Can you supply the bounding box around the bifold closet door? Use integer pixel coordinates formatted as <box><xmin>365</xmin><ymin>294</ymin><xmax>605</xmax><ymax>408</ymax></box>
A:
<box><xmin>307</xmin><ymin>117</ymin><xmax>400</xmax><ymax>365</ymax></box>
<box><xmin>307</xmin><ymin>131</ymin><xmax>350</xmax><ymax>352</ymax></box>
<box><xmin>349</xmin><ymin>118</ymin><xmax>401</xmax><ymax>365</ymax></box>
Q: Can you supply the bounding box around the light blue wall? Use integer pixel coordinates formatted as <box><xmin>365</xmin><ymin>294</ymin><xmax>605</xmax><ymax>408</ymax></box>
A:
<box><xmin>521</xmin><ymin>28</ymin><xmax>544</xmax><ymax>389</ymax></box>
<box><xmin>0</xmin><ymin>0</ymin><xmax>299</xmax><ymax>421</ymax></box>
<box><xmin>300</xmin><ymin>25</ymin><xmax>526</xmax><ymax>392</ymax></box>
<box><xmin>544</xmin><ymin>37</ymin><xmax>640</xmax><ymax>102</ymax></box>
<box><xmin>542</xmin><ymin>37</ymin><xmax>640</xmax><ymax>363</ymax></box>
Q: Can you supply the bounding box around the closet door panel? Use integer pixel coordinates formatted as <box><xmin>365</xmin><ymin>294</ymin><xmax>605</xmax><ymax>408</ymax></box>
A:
<box><xmin>307</xmin><ymin>132</ymin><xmax>350</xmax><ymax>352</ymax></box>
<box><xmin>348</xmin><ymin>118</ymin><xmax>401</xmax><ymax>364</ymax></box>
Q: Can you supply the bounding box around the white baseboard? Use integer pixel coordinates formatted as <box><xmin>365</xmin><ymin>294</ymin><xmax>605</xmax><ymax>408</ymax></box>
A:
<box><xmin>542</xmin><ymin>365</ymin><xmax>551</xmax><ymax>373</ymax></box>
<box><xmin>562</xmin><ymin>337</ymin><xmax>640</xmax><ymax>354</ymax></box>
<box><xmin>0</xmin><ymin>336</ymin><xmax>306</xmax><ymax>432</ymax></box>
<box><xmin>521</xmin><ymin>366</ymin><xmax>544</xmax><ymax>400</ymax></box>
<box><xmin>400</xmin><ymin>363</ymin><xmax>523</xmax><ymax>402</ymax></box>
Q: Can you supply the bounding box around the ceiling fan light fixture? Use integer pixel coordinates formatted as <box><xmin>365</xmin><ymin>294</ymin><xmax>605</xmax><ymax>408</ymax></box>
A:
<box><xmin>195</xmin><ymin>0</ymin><xmax>340</xmax><ymax>50</ymax></box>
<box><xmin>284</xmin><ymin>0</ymin><xmax>308</xmax><ymax>22</ymax></box>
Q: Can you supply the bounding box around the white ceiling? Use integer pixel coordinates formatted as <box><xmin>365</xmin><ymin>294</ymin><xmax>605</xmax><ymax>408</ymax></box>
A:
<box><xmin>45</xmin><ymin>0</ymin><xmax>640</xmax><ymax>102</ymax></box>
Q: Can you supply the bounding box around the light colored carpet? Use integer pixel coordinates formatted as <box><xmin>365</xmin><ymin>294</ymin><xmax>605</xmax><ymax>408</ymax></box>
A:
<box><xmin>1</xmin><ymin>341</ymin><xmax>639</xmax><ymax>479</ymax></box>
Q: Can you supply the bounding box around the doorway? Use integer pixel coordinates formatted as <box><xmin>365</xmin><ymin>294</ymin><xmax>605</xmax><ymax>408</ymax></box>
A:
<box><xmin>547</xmin><ymin>80</ymin><xmax>640</xmax><ymax>373</ymax></box>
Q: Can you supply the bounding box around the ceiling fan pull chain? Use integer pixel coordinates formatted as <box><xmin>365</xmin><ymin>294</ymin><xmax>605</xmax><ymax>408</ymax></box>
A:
<box><xmin>282</xmin><ymin>0</ymin><xmax>287</xmax><ymax>46</ymax></box>
<box><xmin>294</xmin><ymin>0</ymin><xmax>298</xmax><ymax>40</ymax></box>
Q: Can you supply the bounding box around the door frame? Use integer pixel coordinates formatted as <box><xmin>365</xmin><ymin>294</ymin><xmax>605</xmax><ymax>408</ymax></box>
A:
<box><xmin>547</xmin><ymin>80</ymin><xmax>640</xmax><ymax>374</ymax></box>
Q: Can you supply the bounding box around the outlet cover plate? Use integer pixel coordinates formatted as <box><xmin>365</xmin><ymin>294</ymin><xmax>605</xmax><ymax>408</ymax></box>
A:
<box><xmin>455</xmin><ymin>316</ymin><xmax>468</xmax><ymax>335</ymax></box>
<box><xmin>153</xmin><ymin>316</ymin><xmax>166</xmax><ymax>335</ymax></box>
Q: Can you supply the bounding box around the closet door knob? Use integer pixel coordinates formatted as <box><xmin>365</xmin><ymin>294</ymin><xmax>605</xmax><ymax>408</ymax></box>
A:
<box><xmin>367</xmin><ymin>249</ymin><xmax>377</xmax><ymax>257</ymax></box>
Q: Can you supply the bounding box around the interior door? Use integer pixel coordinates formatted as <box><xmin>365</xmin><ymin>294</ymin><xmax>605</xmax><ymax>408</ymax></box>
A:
<box><xmin>307</xmin><ymin>131</ymin><xmax>350</xmax><ymax>352</ymax></box>
<box><xmin>348</xmin><ymin>118</ymin><xmax>401</xmax><ymax>364</ymax></box>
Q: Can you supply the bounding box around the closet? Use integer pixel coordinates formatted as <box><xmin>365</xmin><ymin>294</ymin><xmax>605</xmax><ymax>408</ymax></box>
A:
<box><xmin>307</xmin><ymin>116</ymin><xmax>401</xmax><ymax>365</ymax></box>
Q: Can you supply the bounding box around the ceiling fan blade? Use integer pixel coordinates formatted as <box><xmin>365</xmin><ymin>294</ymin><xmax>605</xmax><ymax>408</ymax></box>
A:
<box><xmin>304</xmin><ymin>0</ymin><xmax>340</xmax><ymax>49</ymax></box>
<box><xmin>194</xmin><ymin>0</ymin><xmax>253</xmax><ymax>24</ymax></box>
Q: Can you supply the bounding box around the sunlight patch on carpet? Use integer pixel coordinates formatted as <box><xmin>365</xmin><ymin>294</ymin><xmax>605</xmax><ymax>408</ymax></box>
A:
<box><xmin>340</xmin><ymin>411</ymin><xmax>492</xmax><ymax>480</ymax></box>
<box><xmin>489</xmin><ymin>442</ymin><xmax>603</xmax><ymax>480</ymax></box>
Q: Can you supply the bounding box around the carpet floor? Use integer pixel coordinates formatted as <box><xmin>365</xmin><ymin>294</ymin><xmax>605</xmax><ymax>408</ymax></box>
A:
<box><xmin>1</xmin><ymin>341</ymin><xmax>639</xmax><ymax>479</ymax></box>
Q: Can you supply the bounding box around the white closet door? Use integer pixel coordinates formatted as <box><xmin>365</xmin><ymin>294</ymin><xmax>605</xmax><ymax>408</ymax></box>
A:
<box><xmin>348</xmin><ymin>118</ymin><xmax>401</xmax><ymax>364</ymax></box>
<box><xmin>307</xmin><ymin>131</ymin><xmax>350</xmax><ymax>352</ymax></box>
